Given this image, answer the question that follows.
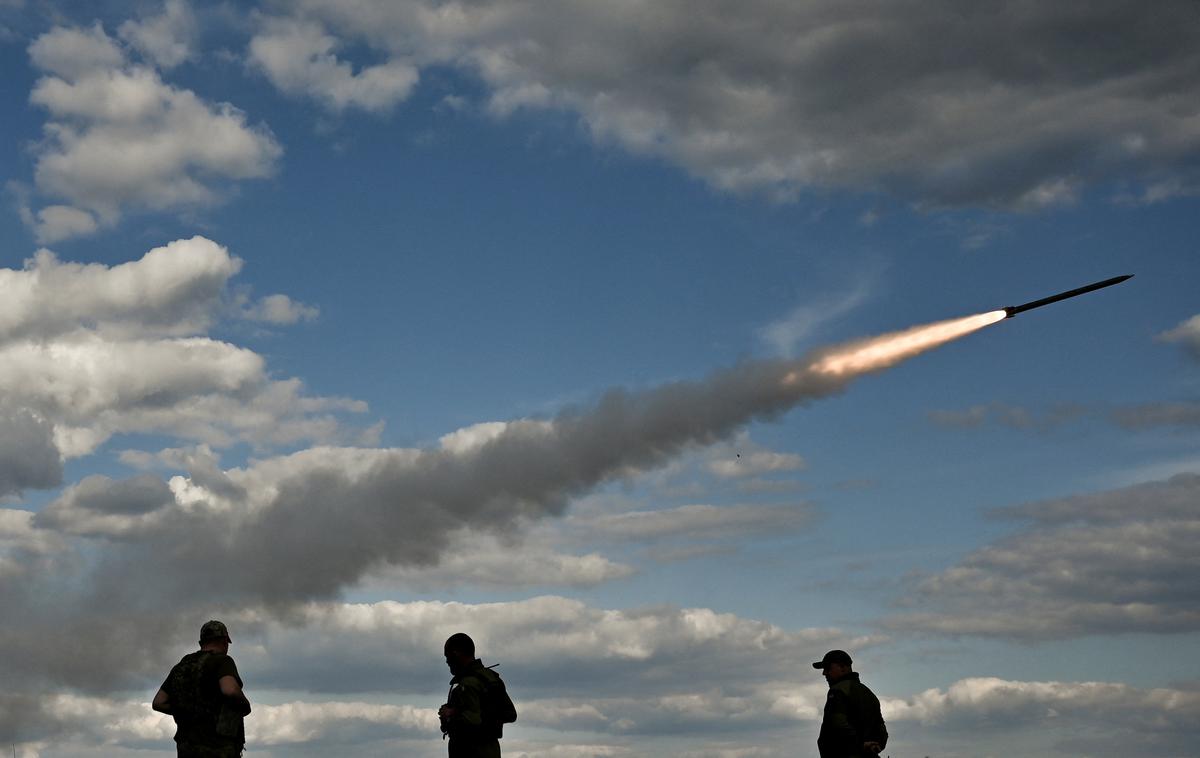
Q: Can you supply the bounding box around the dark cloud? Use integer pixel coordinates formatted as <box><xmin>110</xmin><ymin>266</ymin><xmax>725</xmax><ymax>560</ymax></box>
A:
<box><xmin>46</xmin><ymin>474</ymin><xmax>174</xmax><ymax>517</ymax></box>
<box><xmin>0</xmin><ymin>406</ymin><xmax>62</xmax><ymax>496</ymax></box>
<box><xmin>276</xmin><ymin>0</ymin><xmax>1200</xmax><ymax>208</ymax></box>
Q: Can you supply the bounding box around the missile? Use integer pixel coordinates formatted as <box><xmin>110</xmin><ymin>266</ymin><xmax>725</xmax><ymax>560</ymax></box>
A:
<box><xmin>1003</xmin><ymin>274</ymin><xmax>1133</xmax><ymax>318</ymax></box>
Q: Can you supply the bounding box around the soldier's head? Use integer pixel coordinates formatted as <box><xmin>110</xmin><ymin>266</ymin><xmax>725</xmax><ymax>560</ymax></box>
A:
<box><xmin>812</xmin><ymin>649</ymin><xmax>853</xmax><ymax>684</ymax></box>
<box><xmin>444</xmin><ymin>632</ymin><xmax>475</xmax><ymax>674</ymax></box>
<box><xmin>199</xmin><ymin>619</ymin><xmax>232</xmax><ymax>652</ymax></box>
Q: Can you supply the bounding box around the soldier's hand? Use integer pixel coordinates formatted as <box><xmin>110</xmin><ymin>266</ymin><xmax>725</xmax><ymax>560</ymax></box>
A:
<box><xmin>863</xmin><ymin>741</ymin><xmax>882</xmax><ymax>754</ymax></box>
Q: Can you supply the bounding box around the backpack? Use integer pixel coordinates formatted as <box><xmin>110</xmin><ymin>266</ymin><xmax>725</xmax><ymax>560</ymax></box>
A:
<box><xmin>165</xmin><ymin>651</ymin><xmax>222</xmax><ymax>724</ymax></box>
<box><xmin>164</xmin><ymin>651</ymin><xmax>244</xmax><ymax>742</ymax></box>
<box><xmin>479</xmin><ymin>665</ymin><xmax>518</xmax><ymax>739</ymax></box>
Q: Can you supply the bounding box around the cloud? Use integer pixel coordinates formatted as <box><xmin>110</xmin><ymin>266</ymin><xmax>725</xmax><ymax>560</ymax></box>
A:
<box><xmin>28</xmin><ymin>23</ymin><xmax>124</xmax><ymax>79</ymax></box>
<box><xmin>707</xmin><ymin>451</ymin><xmax>805</xmax><ymax>479</ymax></box>
<box><xmin>886</xmin><ymin>677</ymin><xmax>1200</xmax><ymax>730</ymax></box>
<box><xmin>757</xmin><ymin>282</ymin><xmax>873</xmax><ymax>357</ymax></box>
<box><xmin>2</xmin><ymin>692</ymin><xmax>434</xmax><ymax>754</ymax></box>
<box><xmin>26</xmin><ymin>24</ymin><xmax>281</xmax><ymax>241</ymax></box>
<box><xmin>0</xmin><ymin>508</ymin><xmax>64</xmax><ymax>579</ymax></box>
<box><xmin>34</xmin><ymin>474</ymin><xmax>175</xmax><ymax>537</ymax></box>
<box><xmin>267</xmin><ymin>0</ymin><xmax>1200</xmax><ymax>209</ymax></box>
<box><xmin>0</xmin><ymin>407</ymin><xmax>62</xmax><ymax>497</ymax></box>
<box><xmin>580</xmin><ymin>503</ymin><xmax>815</xmax><ymax>542</ymax></box>
<box><xmin>0</xmin><ymin>238</ymin><xmax>367</xmax><ymax>459</ymax></box>
<box><xmin>227</xmin><ymin>596</ymin><xmax>867</xmax><ymax>699</ymax></box>
<box><xmin>887</xmin><ymin>473</ymin><xmax>1200</xmax><ymax>638</ymax></box>
<box><xmin>1159</xmin><ymin>314</ymin><xmax>1200</xmax><ymax>359</ymax></box>
<box><xmin>363</xmin><ymin>532</ymin><xmax>636</xmax><ymax>591</ymax></box>
<box><xmin>236</xmin><ymin>292</ymin><xmax>320</xmax><ymax>324</ymax></box>
<box><xmin>927</xmin><ymin>402</ymin><xmax>1087</xmax><ymax>431</ymax></box>
<box><xmin>10</xmin><ymin>672</ymin><xmax>1199</xmax><ymax>756</ymax></box>
<box><xmin>29</xmin><ymin>205</ymin><xmax>98</xmax><ymax>243</ymax></box>
<box><xmin>117</xmin><ymin>0</ymin><xmax>196</xmax><ymax>69</ymax></box>
<box><xmin>248</xmin><ymin>16</ymin><xmax>419</xmax><ymax>112</ymax></box>
<box><xmin>1111</xmin><ymin>401</ymin><xmax>1200</xmax><ymax>429</ymax></box>
<box><xmin>0</xmin><ymin>237</ymin><xmax>239</xmax><ymax>341</ymax></box>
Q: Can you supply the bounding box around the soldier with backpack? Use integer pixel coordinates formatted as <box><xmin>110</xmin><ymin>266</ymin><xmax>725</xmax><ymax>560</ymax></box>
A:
<box><xmin>152</xmin><ymin>620</ymin><xmax>252</xmax><ymax>757</ymax></box>
<box><xmin>438</xmin><ymin>633</ymin><xmax>517</xmax><ymax>758</ymax></box>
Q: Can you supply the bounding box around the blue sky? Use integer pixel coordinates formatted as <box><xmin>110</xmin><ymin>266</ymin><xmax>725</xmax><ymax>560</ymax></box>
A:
<box><xmin>1</xmin><ymin>2</ymin><xmax>1198</xmax><ymax>756</ymax></box>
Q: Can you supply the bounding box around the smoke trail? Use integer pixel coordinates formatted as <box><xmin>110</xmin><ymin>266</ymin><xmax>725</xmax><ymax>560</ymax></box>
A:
<box><xmin>3</xmin><ymin>310</ymin><xmax>1007</xmax><ymax>702</ymax></box>
<box><xmin>117</xmin><ymin>310</ymin><xmax>1011</xmax><ymax>605</ymax></box>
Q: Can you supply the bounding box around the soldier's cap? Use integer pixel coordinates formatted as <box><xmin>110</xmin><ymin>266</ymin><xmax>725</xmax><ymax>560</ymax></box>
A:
<box><xmin>811</xmin><ymin>649</ymin><xmax>852</xmax><ymax>669</ymax></box>
<box><xmin>199</xmin><ymin>619</ymin><xmax>231</xmax><ymax>643</ymax></box>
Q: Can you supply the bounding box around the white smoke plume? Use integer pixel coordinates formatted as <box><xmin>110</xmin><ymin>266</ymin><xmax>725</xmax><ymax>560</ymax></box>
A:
<box><xmin>2</xmin><ymin>309</ymin><xmax>1005</xmax><ymax>740</ymax></box>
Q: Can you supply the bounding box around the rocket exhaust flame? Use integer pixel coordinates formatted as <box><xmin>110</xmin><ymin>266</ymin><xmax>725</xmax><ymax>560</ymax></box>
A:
<box><xmin>788</xmin><ymin>310</ymin><xmax>1008</xmax><ymax>382</ymax></box>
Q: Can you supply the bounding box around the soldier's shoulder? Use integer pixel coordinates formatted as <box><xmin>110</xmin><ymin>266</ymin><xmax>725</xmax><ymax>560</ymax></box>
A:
<box><xmin>477</xmin><ymin>666</ymin><xmax>503</xmax><ymax>684</ymax></box>
<box><xmin>460</xmin><ymin>671</ymin><xmax>489</xmax><ymax>687</ymax></box>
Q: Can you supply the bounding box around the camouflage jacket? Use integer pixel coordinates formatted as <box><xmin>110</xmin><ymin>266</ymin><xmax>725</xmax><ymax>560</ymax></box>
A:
<box><xmin>444</xmin><ymin>660</ymin><xmax>516</xmax><ymax>758</ymax></box>
<box><xmin>161</xmin><ymin>650</ymin><xmax>246</xmax><ymax>748</ymax></box>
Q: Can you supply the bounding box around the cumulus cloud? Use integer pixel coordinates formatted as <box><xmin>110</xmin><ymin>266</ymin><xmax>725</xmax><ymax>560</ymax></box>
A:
<box><xmin>25</xmin><ymin>23</ymin><xmax>280</xmax><ymax>241</ymax></box>
<box><xmin>885</xmin><ymin>677</ymin><xmax>1200</xmax><ymax>757</ymax></box>
<box><xmin>887</xmin><ymin>473</ymin><xmax>1200</xmax><ymax>638</ymax></box>
<box><xmin>228</xmin><ymin>596</ymin><xmax>868</xmax><ymax>699</ymax></box>
<box><xmin>3</xmin><ymin>692</ymin><xmax>434</xmax><ymax>755</ymax></box>
<box><xmin>361</xmin><ymin>528</ymin><xmax>635</xmax><ymax>590</ymax></box>
<box><xmin>117</xmin><ymin>0</ymin><xmax>196</xmax><ymax>69</ymax></box>
<box><xmin>887</xmin><ymin>676</ymin><xmax>1200</xmax><ymax>730</ymax></box>
<box><xmin>15</xmin><ymin>636</ymin><xmax>1200</xmax><ymax>756</ymax></box>
<box><xmin>262</xmin><ymin>0</ymin><xmax>1200</xmax><ymax>208</ymax></box>
<box><xmin>0</xmin><ymin>238</ymin><xmax>366</xmax><ymax>460</ymax></box>
<box><xmin>248</xmin><ymin>16</ymin><xmax>419</xmax><ymax>112</ymax></box>
<box><xmin>1</xmin><ymin>592</ymin><xmax>874</xmax><ymax>752</ymax></box>
<box><xmin>236</xmin><ymin>292</ymin><xmax>320</xmax><ymax>324</ymax></box>
<box><xmin>1159</xmin><ymin>314</ymin><xmax>1200</xmax><ymax>359</ymax></box>
<box><xmin>0</xmin><ymin>237</ymin><xmax>239</xmax><ymax>341</ymax></box>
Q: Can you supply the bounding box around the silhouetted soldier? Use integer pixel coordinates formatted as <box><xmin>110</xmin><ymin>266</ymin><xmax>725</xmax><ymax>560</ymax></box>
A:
<box><xmin>153</xmin><ymin>620</ymin><xmax>252</xmax><ymax>757</ymax></box>
<box><xmin>438</xmin><ymin>632</ymin><xmax>517</xmax><ymax>758</ymax></box>
<box><xmin>812</xmin><ymin>649</ymin><xmax>888</xmax><ymax>757</ymax></box>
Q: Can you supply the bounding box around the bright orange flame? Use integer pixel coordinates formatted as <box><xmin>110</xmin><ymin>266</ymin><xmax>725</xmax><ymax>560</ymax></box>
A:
<box><xmin>807</xmin><ymin>310</ymin><xmax>1007</xmax><ymax>378</ymax></box>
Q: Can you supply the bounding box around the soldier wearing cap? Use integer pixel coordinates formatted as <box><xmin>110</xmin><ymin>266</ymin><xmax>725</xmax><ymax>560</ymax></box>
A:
<box><xmin>152</xmin><ymin>620</ymin><xmax>252</xmax><ymax>757</ymax></box>
<box><xmin>812</xmin><ymin>649</ymin><xmax>887</xmax><ymax>758</ymax></box>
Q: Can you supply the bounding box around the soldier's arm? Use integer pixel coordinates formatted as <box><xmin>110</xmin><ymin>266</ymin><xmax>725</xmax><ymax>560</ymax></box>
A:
<box><xmin>151</xmin><ymin>687</ymin><xmax>172</xmax><ymax>715</ymax></box>
<box><xmin>219</xmin><ymin>675</ymin><xmax>252</xmax><ymax>716</ymax></box>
